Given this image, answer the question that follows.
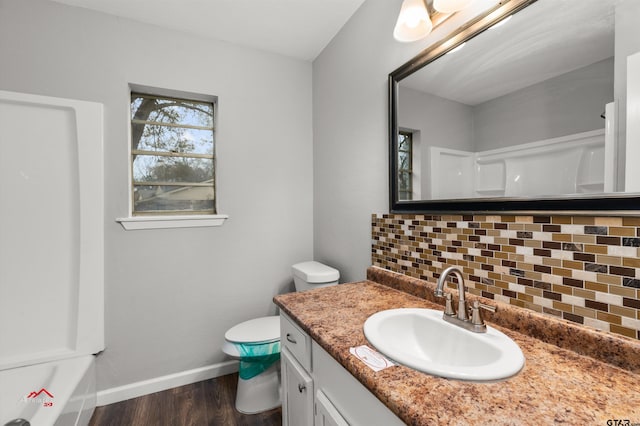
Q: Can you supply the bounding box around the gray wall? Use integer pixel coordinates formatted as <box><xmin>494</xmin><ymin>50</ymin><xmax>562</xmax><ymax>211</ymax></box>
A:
<box><xmin>0</xmin><ymin>0</ymin><xmax>313</xmax><ymax>391</ymax></box>
<box><xmin>473</xmin><ymin>57</ymin><xmax>614</xmax><ymax>151</ymax></box>
<box><xmin>312</xmin><ymin>0</ymin><xmax>486</xmax><ymax>281</ymax></box>
<box><xmin>398</xmin><ymin>86</ymin><xmax>474</xmax><ymax>151</ymax></box>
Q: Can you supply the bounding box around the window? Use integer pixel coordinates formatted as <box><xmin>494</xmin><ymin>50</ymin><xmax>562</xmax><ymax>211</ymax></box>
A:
<box><xmin>130</xmin><ymin>92</ymin><xmax>216</xmax><ymax>216</ymax></box>
<box><xmin>398</xmin><ymin>131</ymin><xmax>413</xmax><ymax>201</ymax></box>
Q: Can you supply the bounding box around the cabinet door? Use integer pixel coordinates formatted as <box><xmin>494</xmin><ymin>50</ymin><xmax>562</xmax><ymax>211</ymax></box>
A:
<box><xmin>282</xmin><ymin>347</ymin><xmax>314</xmax><ymax>426</ymax></box>
<box><xmin>315</xmin><ymin>390</ymin><xmax>349</xmax><ymax>426</ymax></box>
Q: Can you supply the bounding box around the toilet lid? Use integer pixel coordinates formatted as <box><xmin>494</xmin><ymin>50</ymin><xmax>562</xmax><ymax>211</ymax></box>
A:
<box><xmin>225</xmin><ymin>316</ymin><xmax>280</xmax><ymax>344</ymax></box>
<box><xmin>292</xmin><ymin>261</ymin><xmax>340</xmax><ymax>283</ymax></box>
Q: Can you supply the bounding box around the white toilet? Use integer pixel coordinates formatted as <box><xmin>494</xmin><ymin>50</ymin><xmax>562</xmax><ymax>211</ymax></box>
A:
<box><xmin>222</xmin><ymin>261</ymin><xmax>339</xmax><ymax>414</ymax></box>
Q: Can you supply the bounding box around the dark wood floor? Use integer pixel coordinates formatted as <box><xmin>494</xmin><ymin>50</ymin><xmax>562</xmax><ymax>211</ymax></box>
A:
<box><xmin>89</xmin><ymin>373</ymin><xmax>282</xmax><ymax>426</ymax></box>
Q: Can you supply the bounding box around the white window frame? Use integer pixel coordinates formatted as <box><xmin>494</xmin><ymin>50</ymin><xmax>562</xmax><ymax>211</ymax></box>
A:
<box><xmin>117</xmin><ymin>84</ymin><xmax>227</xmax><ymax>230</ymax></box>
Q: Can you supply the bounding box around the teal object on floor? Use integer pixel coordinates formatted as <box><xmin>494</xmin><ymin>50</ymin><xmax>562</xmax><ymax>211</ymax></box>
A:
<box><xmin>235</xmin><ymin>341</ymin><xmax>281</xmax><ymax>380</ymax></box>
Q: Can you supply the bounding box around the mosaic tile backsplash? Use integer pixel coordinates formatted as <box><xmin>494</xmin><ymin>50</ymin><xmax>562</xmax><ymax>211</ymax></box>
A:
<box><xmin>372</xmin><ymin>214</ymin><xmax>640</xmax><ymax>340</ymax></box>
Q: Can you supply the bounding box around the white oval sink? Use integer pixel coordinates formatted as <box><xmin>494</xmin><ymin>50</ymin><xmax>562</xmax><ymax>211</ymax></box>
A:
<box><xmin>363</xmin><ymin>308</ymin><xmax>525</xmax><ymax>381</ymax></box>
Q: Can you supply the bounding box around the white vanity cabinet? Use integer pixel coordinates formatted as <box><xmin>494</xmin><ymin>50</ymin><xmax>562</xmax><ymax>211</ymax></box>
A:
<box><xmin>282</xmin><ymin>347</ymin><xmax>314</xmax><ymax>426</ymax></box>
<box><xmin>280</xmin><ymin>313</ymin><xmax>405</xmax><ymax>426</ymax></box>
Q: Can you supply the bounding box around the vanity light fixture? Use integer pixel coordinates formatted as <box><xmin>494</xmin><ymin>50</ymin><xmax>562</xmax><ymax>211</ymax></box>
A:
<box><xmin>394</xmin><ymin>0</ymin><xmax>477</xmax><ymax>42</ymax></box>
<box><xmin>393</xmin><ymin>0</ymin><xmax>433</xmax><ymax>42</ymax></box>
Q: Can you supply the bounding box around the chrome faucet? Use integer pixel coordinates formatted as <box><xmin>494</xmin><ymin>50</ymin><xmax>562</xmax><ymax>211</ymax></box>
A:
<box><xmin>434</xmin><ymin>266</ymin><xmax>496</xmax><ymax>333</ymax></box>
<box><xmin>435</xmin><ymin>266</ymin><xmax>469</xmax><ymax>321</ymax></box>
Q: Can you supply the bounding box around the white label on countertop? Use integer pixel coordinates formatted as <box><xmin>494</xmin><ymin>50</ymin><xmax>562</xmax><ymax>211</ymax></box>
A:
<box><xmin>350</xmin><ymin>345</ymin><xmax>395</xmax><ymax>371</ymax></box>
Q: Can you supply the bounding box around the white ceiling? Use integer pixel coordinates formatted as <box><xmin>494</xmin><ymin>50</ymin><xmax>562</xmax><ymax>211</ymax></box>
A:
<box><xmin>402</xmin><ymin>0</ymin><xmax>619</xmax><ymax>105</ymax></box>
<box><xmin>49</xmin><ymin>0</ymin><xmax>367</xmax><ymax>61</ymax></box>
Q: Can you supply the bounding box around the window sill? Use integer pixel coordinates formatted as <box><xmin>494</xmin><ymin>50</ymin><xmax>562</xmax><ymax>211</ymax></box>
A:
<box><xmin>116</xmin><ymin>214</ymin><xmax>229</xmax><ymax>230</ymax></box>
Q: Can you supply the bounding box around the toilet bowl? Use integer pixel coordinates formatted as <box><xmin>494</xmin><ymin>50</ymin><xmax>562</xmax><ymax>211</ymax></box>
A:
<box><xmin>222</xmin><ymin>261</ymin><xmax>339</xmax><ymax>414</ymax></box>
<box><xmin>223</xmin><ymin>316</ymin><xmax>281</xmax><ymax>414</ymax></box>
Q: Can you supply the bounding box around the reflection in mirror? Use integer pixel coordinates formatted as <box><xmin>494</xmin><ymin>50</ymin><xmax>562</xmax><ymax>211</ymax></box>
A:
<box><xmin>390</xmin><ymin>0</ymin><xmax>640</xmax><ymax>211</ymax></box>
<box><xmin>398</xmin><ymin>131</ymin><xmax>414</xmax><ymax>200</ymax></box>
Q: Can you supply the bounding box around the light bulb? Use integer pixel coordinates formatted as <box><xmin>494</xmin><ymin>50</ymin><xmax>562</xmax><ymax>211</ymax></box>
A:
<box><xmin>405</xmin><ymin>12</ymin><xmax>422</xmax><ymax>29</ymax></box>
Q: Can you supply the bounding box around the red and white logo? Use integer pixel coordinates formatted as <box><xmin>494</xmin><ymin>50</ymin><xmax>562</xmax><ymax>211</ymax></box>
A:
<box><xmin>27</xmin><ymin>388</ymin><xmax>54</xmax><ymax>399</ymax></box>
<box><xmin>20</xmin><ymin>388</ymin><xmax>54</xmax><ymax>407</ymax></box>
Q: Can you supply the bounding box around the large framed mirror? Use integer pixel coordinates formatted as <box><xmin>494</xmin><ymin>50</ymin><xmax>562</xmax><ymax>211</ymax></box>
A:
<box><xmin>389</xmin><ymin>0</ymin><xmax>640</xmax><ymax>213</ymax></box>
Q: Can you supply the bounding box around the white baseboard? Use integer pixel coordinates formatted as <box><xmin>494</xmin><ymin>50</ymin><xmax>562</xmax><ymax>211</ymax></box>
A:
<box><xmin>96</xmin><ymin>360</ymin><xmax>239</xmax><ymax>406</ymax></box>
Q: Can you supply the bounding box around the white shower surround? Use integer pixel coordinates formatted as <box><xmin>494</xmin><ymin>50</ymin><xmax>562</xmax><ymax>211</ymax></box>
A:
<box><xmin>0</xmin><ymin>90</ymin><xmax>104</xmax><ymax>426</ymax></box>
<box><xmin>429</xmin><ymin>129</ymin><xmax>610</xmax><ymax>199</ymax></box>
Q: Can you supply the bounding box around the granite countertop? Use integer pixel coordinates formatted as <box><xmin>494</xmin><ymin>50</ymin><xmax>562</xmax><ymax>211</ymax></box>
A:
<box><xmin>273</xmin><ymin>267</ymin><xmax>640</xmax><ymax>426</ymax></box>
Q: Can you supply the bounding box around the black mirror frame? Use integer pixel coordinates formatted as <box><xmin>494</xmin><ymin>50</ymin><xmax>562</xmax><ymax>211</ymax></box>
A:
<box><xmin>389</xmin><ymin>0</ymin><xmax>640</xmax><ymax>215</ymax></box>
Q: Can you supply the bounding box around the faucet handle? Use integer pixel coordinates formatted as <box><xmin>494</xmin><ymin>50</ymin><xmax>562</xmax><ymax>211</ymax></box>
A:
<box><xmin>444</xmin><ymin>293</ymin><xmax>456</xmax><ymax>316</ymax></box>
<box><xmin>470</xmin><ymin>300</ymin><xmax>497</xmax><ymax>326</ymax></box>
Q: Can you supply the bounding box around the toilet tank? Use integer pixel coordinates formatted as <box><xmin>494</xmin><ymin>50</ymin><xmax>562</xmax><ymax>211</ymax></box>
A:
<box><xmin>291</xmin><ymin>261</ymin><xmax>339</xmax><ymax>292</ymax></box>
